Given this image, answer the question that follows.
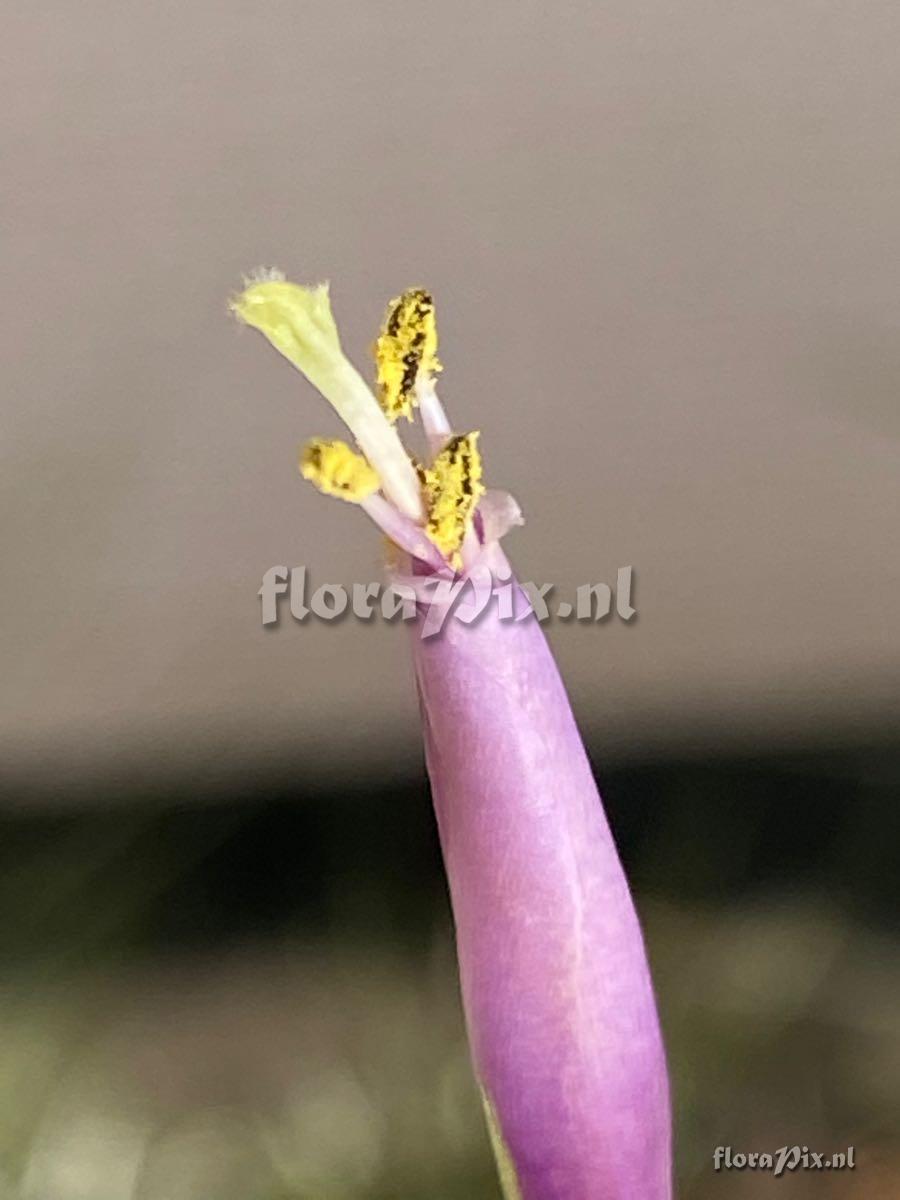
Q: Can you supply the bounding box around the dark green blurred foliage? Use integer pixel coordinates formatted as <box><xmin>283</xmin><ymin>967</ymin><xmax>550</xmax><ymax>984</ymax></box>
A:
<box><xmin>1</xmin><ymin>740</ymin><xmax>898</xmax><ymax>1198</ymax></box>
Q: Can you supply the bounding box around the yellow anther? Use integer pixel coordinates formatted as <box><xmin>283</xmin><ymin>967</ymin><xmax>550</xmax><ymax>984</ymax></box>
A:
<box><xmin>299</xmin><ymin>439</ymin><xmax>380</xmax><ymax>503</ymax></box>
<box><xmin>374</xmin><ymin>288</ymin><xmax>441</xmax><ymax>422</ymax></box>
<box><xmin>422</xmin><ymin>432</ymin><xmax>484</xmax><ymax>561</ymax></box>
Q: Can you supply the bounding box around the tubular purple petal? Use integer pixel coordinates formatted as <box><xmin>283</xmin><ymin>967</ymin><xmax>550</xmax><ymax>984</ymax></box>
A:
<box><xmin>411</xmin><ymin>552</ymin><xmax>672</xmax><ymax>1200</ymax></box>
<box><xmin>233</xmin><ymin>274</ymin><xmax>672</xmax><ymax>1198</ymax></box>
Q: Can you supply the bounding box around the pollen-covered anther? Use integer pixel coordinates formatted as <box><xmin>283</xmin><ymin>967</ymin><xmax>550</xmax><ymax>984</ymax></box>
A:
<box><xmin>299</xmin><ymin>438</ymin><xmax>380</xmax><ymax>503</ymax></box>
<box><xmin>422</xmin><ymin>432</ymin><xmax>485</xmax><ymax>560</ymax></box>
<box><xmin>374</xmin><ymin>288</ymin><xmax>441</xmax><ymax>422</ymax></box>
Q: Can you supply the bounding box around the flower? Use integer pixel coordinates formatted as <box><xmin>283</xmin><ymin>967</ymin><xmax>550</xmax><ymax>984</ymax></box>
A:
<box><xmin>231</xmin><ymin>274</ymin><xmax>672</xmax><ymax>1199</ymax></box>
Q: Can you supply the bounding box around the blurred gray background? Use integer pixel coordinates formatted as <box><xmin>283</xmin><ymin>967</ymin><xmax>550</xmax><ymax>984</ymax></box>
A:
<box><xmin>3</xmin><ymin>0</ymin><xmax>898</xmax><ymax>794</ymax></box>
<box><xmin>1</xmin><ymin>4</ymin><xmax>899</xmax><ymax>1199</ymax></box>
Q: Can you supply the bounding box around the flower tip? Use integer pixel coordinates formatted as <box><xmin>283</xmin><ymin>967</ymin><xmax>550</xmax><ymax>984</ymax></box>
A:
<box><xmin>229</xmin><ymin>273</ymin><xmax>344</xmax><ymax>387</ymax></box>
<box><xmin>244</xmin><ymin>265</ymin><xmax>287</xmax><ymax>286</ymax></box>
<box><xmin>229</xmin><ymin>267</ymin><xmax>284</xmax><ymax>316</ymax></box>
<box><xmin>230</xmin><ymin>273</ymin><xmax>330</xmax><ymax>323</ymax></box>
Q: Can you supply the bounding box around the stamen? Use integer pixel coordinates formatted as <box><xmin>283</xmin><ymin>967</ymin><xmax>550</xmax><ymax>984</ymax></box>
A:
<box><xmin>374</xmin><ymin>289</ymin><xmax>441</xmax><ymax>422</ymax></box>
<box><xmin>422</xmin><ymin>432</ymin><xmax>485</xmax><ymax>563</ymax></box>
<box><xmin>232</xmin><ymin>279</ymin><xmax>424</xmax><ymax>520</ymax></box>
<box><xmin>361</xmin><ymin>494</ymin><xmax>449</xmax><ymax>572</ymax></box>
<box><xmin>415</xmin><ymin>376</ymin><xmax>453</xmax><ymax>456</ymax></box>
<box><xmin>299</xmin><ymin>439</ymin><xmax>380</xmax><ymax>502</ymax></box>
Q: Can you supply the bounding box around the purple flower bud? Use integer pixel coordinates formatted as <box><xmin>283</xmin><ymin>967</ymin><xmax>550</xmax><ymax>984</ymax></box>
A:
<box><xmin>413</xmin><ymin>549</ymin><xmax>671</xmax><ymax>1198</ymax></box>
<box><xmin>232</xmin><ymin>276</ymin><xmax>673</xmax><ymax>1199</ymax></box>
